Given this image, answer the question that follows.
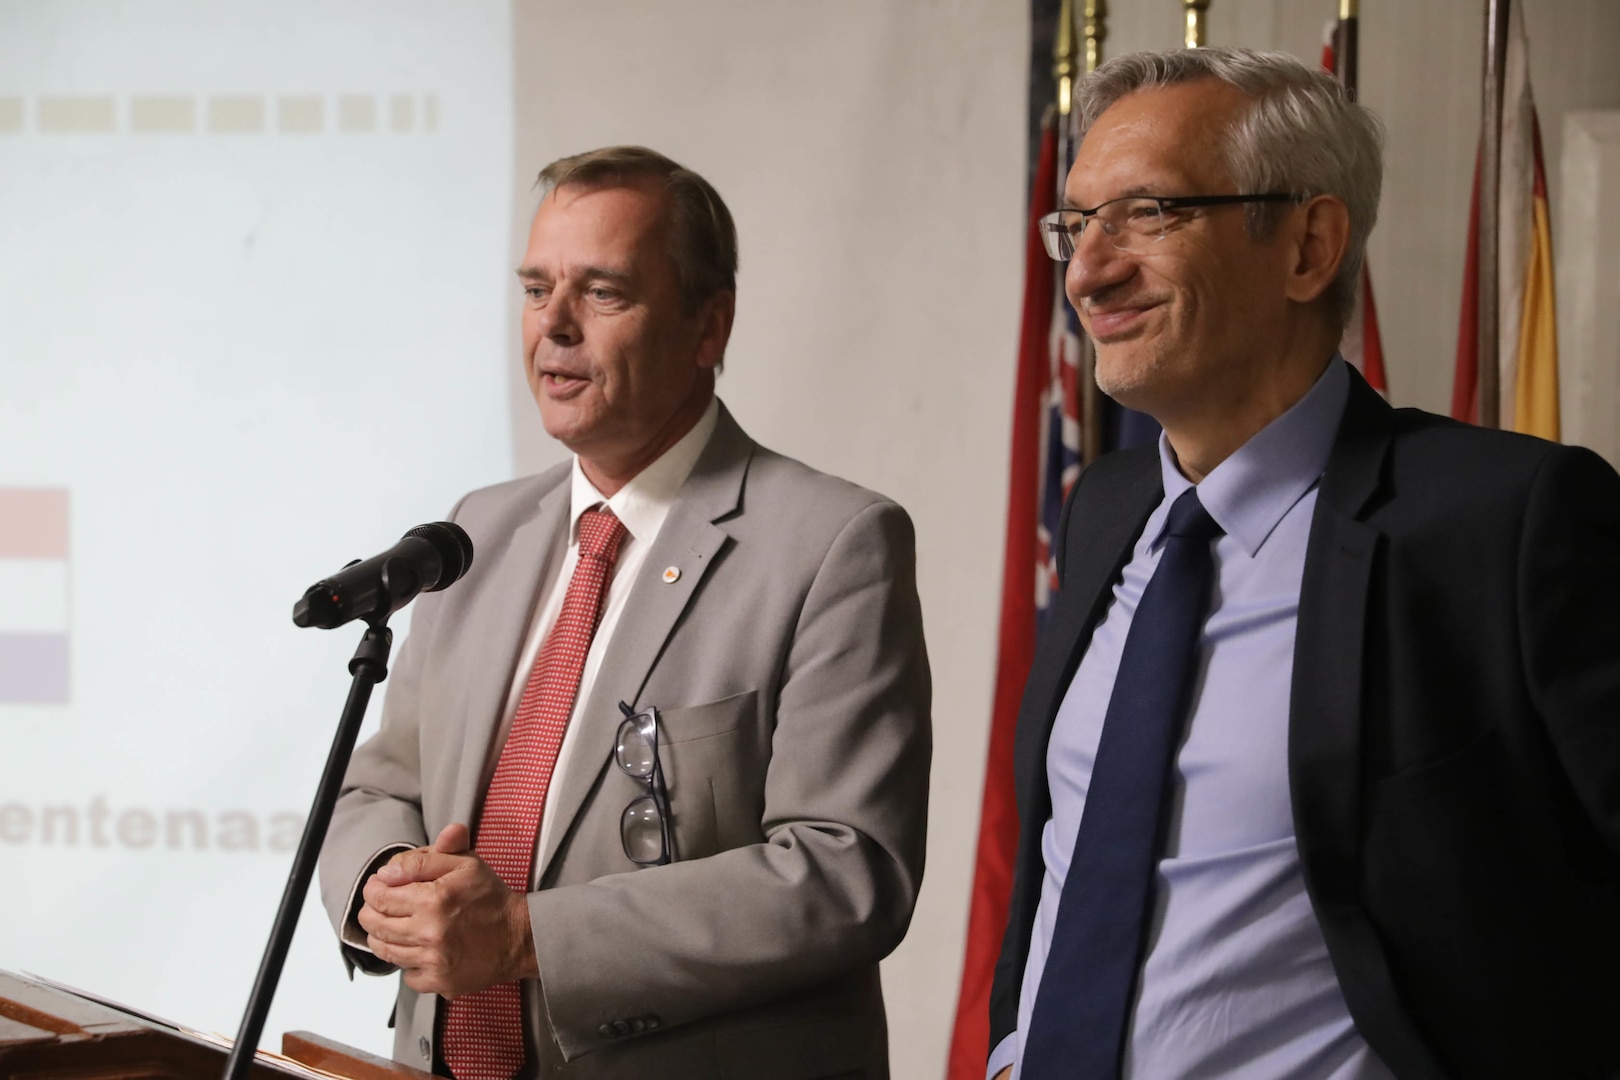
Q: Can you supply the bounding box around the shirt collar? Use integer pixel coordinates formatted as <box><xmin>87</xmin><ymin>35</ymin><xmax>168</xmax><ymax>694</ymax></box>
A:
<box><xmin>1153</xmin><ymin>357</ymin><xmax>1350</xmax><ymax>557</ymax></box>
<box><xmin>566</xmin><ymin>396</ymin><xmax>721</xmax><ymax>545</ymax></box>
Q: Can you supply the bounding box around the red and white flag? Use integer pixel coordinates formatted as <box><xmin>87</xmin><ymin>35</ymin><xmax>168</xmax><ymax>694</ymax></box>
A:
<box><xmin>0</xmin><ymin>488</ymin><xmax>71</xmax><ymax>704</ymax></box>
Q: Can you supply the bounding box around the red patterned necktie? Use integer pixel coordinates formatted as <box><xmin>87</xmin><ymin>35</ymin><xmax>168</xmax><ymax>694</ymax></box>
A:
<box><xmin>441</xmin><ymin>507</ymin><xmax>629</xmax><ymax>1080</ymax></box>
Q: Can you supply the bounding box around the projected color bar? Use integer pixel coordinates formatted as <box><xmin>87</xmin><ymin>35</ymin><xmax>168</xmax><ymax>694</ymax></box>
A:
<box><xmin>0</xmin><ymin>94</ymin><xmax>439</xmax><ymax>136</ymax></box>
<box><xmin>0</xmin><ymin>489</ymin><xmax>70</xmax><ymax>704</ymax></box>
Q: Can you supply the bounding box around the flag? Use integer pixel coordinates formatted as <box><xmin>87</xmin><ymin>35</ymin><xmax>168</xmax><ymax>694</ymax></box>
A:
<box><xmin>944</xmin><ymin>112</ymin><xmax>1078</xmax><ymax>1079</ymax></box>
<box><xmin>1323</xmin><ymin>17</ymin><xmax>1389</xmax><ymax>395</ymax></box>
<box><xmin>0</xmin><ymin>488</ymin><xmax>71</xmax><ymax>704</ymax></box>
<box><xmin>1452</xmin><ymin>1</ymin><xmax>1560</xmax><ymax>438</ymax></box>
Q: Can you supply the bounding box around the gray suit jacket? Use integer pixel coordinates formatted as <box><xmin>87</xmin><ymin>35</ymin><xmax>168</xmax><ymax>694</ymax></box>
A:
<box><xmin>318</xmin><ymin>404</ymin><xmax>931</xmax><ymax>1079</ymax></box>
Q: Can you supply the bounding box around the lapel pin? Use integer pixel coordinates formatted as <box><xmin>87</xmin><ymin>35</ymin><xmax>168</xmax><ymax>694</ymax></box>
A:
<box><xmin>661</xmin><ymin>566</ymin><xmax>681</xmax><ymax>584</ymax></box>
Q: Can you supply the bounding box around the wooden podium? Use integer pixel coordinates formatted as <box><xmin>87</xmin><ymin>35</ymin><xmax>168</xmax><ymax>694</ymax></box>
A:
<box><xmin>0</xmin><ymin>971</ymin><xmax>434</xmax><ymax>1080</ymax></box>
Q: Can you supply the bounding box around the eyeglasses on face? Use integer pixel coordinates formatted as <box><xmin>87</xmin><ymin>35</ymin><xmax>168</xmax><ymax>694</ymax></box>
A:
<box><xmin>616</xmin><ymin>702</ymin><xmax>673</xmax><ymax>866</ymax></box>
<box><xmin>1037</xmin><ymin>192</ymin><xmax>1303</xmax><ymax>261</ymax></box>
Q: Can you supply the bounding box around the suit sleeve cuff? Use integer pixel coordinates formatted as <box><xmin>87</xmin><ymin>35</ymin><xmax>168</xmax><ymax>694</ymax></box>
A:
<box><xmin>986</xmin><ymin>1032</ymin><xmax>1017</xmax><ymax>1080</ymax></box>
<box><xmin>339</xmin><ymin>843</ymin><xmax>415</xmax><ymax>975</ymax></box>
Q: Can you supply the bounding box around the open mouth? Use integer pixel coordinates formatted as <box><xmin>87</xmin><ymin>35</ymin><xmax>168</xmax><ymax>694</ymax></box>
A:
<box><xmin>540</xmin><ymin>370</ymin><xmax>590</xmax><ymax>395</ymax></box>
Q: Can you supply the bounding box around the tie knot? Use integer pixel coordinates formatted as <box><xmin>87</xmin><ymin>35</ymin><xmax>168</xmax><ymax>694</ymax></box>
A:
<box><xmin>1164</xmin><ymin>487</ymin><xmax>1223</xmax><ymax>543</ymax></box>
<box><xmin>577</xmin><ymin>507</ymin><xmax>628</xmax><ymax>562</ymax></box>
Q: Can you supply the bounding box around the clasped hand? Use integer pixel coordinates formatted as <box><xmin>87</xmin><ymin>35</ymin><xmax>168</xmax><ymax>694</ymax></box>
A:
<box><xmin>358</xmin><ymin>823</ymin><xmax>538</xmax><ymax>998</ymax></box>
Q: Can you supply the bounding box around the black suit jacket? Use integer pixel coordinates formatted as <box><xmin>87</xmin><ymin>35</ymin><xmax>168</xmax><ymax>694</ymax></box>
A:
<box><xmin>991</xmin><ymin>369</ymin><xmax>1620</xmax><ymax>1078</ymax></box>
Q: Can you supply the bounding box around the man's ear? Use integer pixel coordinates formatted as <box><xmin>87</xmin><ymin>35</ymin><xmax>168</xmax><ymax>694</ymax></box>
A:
<box><xmin>1282</xmin><ymin>195</ymin><xmax>1351</xmax><ymax>306</ymax></box>
<box><xmin>694</xmin><ymin>289</ymin><xmax>736</xmax><ymax>371</ymax></box>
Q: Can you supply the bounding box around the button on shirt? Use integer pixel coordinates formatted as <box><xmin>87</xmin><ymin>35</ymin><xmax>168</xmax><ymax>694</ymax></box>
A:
<box><xmin>991</xmin><ymin>359</ymin><xmax>1393</xmax><ymax>1079</ymax></box>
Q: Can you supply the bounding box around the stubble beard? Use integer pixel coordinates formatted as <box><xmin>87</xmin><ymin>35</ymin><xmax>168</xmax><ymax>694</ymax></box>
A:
<box><xmin>1091</xmin><ymin>336</ymin><xmax>1176</xmax><ymax>416</ymax></box>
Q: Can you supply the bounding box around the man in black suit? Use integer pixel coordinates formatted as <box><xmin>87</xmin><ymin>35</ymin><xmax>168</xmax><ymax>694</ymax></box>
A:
<box><xmin>988</xmin><ymin>46</ymin><xmax>1620</xmax><ymax>1080</ymax></box>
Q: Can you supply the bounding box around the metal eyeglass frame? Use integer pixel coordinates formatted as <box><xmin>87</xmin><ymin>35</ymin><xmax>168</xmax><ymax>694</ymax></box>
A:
<box><xmin>615</xmin><ymin>701</ymin><xmax>674</xmax><ymax>866</ymax></box>
<box><xmin>1037</xmin><ymin>192</ymin><xmax>1303</xmax><ymax>260</ymax></box>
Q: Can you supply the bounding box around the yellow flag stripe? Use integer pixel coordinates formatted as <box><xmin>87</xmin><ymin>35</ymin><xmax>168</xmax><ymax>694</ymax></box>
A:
<box><xmin>1513</xmin><ymin>193</ymin><xmax>1560</xmax><ymax>441</ymax></box>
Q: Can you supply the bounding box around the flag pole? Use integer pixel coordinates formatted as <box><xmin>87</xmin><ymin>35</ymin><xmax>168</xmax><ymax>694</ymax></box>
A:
<box><xmin>1479</xmin><ymin>0</ymin><xmax>1511</xmax><ymax>428</ymax></box>
<box><xmin>1084</xmin><ymin>0</ymin><xmax>1108</xmax><ymax>76</ymax></box>
<box><xmin>1055</xmin><ymin>0</ymin><xmax>1079</xmax><ymax>223</ymax></box>
<box><xmin>1054</xmin><ymin>0</ymin><xmax>1077</xmax><ymax>469</ymax></box>
<box><xmin>1079</xmin><ymin>0</ymin><xmax>1108</xmax><ymax>466</ymax></box>
<box><xmin>1055</xmin><ymin>0</ymin><xmax>1078</xmax><ymax>122</ymax></box>
<box><xmin>1334</xmin><ymin>0</ymin><xmax>1359</xmax><ymax>93</ymax></box>
<box><xmin>1184</xmin><ymin>0</ymin><xmax>1211</xmax><ymax>48</ymax></box>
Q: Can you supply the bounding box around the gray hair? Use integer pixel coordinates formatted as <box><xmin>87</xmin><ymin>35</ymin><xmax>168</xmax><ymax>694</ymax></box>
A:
<box><xmin>1075</xmin><ymin>46</ymin><xmax>1384</xmax><ymax>328</ymax></box>
<box><xmin>536</xmin><ymin>145</ymin><xmax>738</xmax><ymax>314</ymax></box>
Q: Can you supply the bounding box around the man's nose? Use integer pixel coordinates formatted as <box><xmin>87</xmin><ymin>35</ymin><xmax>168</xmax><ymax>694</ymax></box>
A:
<box><xmin>534</xmin><ymin>292</ymin><xmax>583</xmax><ymax>345</ymax></box>
<box><xmin>1065</xmin><ymin>226</ymin><xmax>1134</xmax><ymax>305</ymax></box>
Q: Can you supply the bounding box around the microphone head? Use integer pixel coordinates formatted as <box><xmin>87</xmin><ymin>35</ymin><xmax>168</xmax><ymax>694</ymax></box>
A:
<box><xmin>404</xmin><ymin>521</ymin><xmax>474</xmax><ymax>591</ymax></box>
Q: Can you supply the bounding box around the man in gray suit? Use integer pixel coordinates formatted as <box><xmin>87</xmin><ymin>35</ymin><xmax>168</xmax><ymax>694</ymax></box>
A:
<box><xmin>318</xmin><ymin>146</ymin><xmax>931</xmax><ymax>1079</ymax></box>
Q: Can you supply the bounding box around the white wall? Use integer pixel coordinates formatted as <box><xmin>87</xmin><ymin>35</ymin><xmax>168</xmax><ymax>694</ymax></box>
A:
<box><xmin>1558</xmin><ymin>111</ymin><xmax>1620</xmax><ymax>466</ymax></box>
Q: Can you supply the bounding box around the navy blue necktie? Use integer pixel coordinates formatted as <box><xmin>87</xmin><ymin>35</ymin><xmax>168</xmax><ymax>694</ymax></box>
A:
<box><xmin>1022</xmin><ymin>487</ymin><xmax>1224</xmax><ymax>1080</ymax></box>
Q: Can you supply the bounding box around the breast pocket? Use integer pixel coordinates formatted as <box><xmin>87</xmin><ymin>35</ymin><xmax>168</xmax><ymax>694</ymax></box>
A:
<box><xmin>1367</xmin><ymin>726</ymin><xmax>1502</xmax><ymax>819</ymax></box>
<box><xmin>1362</xmin><ymin>727</ymin><xmax>1512</xmax><ymax>936</ymax></box>
<box><xmin>654</xmin><ymin>690</ymin><xmax>762</xmax><ymax>861</ymax></box>
<box><xmin>657</xmin><ymin>689</ymin><xmax>757</xmax><ymax>744</ymax></box>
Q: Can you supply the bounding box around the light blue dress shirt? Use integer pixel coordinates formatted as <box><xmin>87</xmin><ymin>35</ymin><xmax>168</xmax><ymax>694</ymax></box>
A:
<box><xmin>990</xmin><ymin>359</ymin><xmax>1393</xmax><ymax>1080</ymax></box>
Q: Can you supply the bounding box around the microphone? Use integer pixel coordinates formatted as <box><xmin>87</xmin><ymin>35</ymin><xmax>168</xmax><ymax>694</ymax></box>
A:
<box><xmin>293</xmin><ymin>522</ymin><xmax>474</xmax><ymax>629</ymax></box>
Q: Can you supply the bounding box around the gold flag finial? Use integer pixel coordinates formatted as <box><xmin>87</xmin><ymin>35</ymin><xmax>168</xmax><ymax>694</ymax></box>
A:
<box><xmin>1055</xmin><ymin>0</ymin><xmax>1080</xmax><ymax>116</ymax></box>
<box><xmin>1183</xmin><ymin>0</ymin><xmax>1210</xmax><ymax>48</ymax></box>
<box><xmin>1083</xmin><ymin>0</ymin><xmax>1109</xmax><ymax>74</ymax></box>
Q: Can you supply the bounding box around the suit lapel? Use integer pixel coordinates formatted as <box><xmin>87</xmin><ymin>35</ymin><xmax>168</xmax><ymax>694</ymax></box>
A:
<box><xmin>449</xmin><ymin>479</ymin><xmax>571</xmax><ymax>829</ymax></box>
<box><xmin>1035</xmin><ymin>455</ymin><xmax>1161</xmax><ymax>739</ymax></box>
<box><xmin>999</xmin><ymin>449</ymin><xmax>1161</xmax><ymax>982</ymax></box>
<box><xmin>1289</xmin><ymin>359</ymin><xmax>1453</xmax><ymax>1079</ymax></box>
<box><xmin>534</xmin><ymin>406</ymin><xmax>749</xmax><ymax>882</ymax></box>
<box><xmin>1015</xmin><ymin>452</ymin><xmax>1162</xmax><ymax>817</ymax></box>
<box><xmin>1289</xmin><ymin>370</ymin><xmax>1389</xmax><ymax>905</ymax></box>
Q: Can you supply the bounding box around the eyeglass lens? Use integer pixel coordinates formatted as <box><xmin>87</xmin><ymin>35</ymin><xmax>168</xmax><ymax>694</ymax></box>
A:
<box><xmin>615</xmin><ymin>712</ymin><xmax>658</xmax><ymax>777</ymax></box>
<box><xmin>621</xmin><ymin>795</ymin><xmax>665</xmax><ymax>864</ymax></box>
<box><xmin>1041</xmin><ymin>197</ymin><xmax>1169</xmax><ymax>260</ymax></box>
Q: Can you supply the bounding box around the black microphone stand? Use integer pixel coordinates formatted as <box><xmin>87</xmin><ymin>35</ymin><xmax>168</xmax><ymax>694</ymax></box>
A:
<box><xmin>221</xmin><ymin>616</ymin><xmax>394</xmax><ymax>1080</ymax></box>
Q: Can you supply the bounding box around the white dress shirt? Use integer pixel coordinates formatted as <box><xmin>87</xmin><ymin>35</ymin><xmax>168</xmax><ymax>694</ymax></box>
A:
<box><xmin>505</xmin><ymin>396</ymin><xmax>719</xmax><ymax>859</ymax></box>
